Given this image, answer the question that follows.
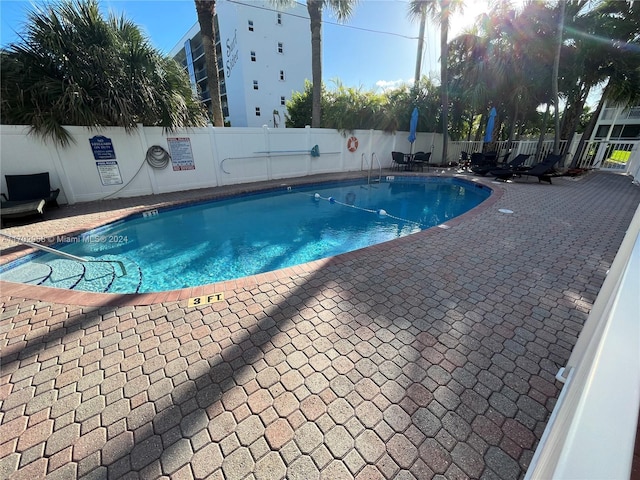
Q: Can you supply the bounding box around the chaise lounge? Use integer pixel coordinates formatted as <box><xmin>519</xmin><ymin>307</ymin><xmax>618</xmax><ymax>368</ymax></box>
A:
<box><xmin>1</xmin><ymin>172</ymin><xmax>60</xmax><ymax>226</ymax></box>
<box><xmin>491</xmin><ymin>154</ymin><xmax>563</xmax><ymax>184</ymax></box>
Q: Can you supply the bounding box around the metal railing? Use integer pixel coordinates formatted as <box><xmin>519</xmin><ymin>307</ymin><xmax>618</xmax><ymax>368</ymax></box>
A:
<box><xmin>0</xmin><ymin>233</ymin><xmax>126</xmax><ymax>276</ymax></box>
<box><xmin>365</xmin><ymin>152</ymin><xmax>382</xmax><ymax>184</ymax></box>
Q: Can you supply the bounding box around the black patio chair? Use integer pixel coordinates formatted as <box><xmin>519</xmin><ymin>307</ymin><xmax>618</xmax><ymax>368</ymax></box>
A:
<box><xmin>412</xmin><ymin>151</ymin><xmax>431</xmax><ymax>171</ymax></box>
<box><xmin>391</xmin><ymin>151</ymin><xmax>410</xmax><ymax>171</ymax></box>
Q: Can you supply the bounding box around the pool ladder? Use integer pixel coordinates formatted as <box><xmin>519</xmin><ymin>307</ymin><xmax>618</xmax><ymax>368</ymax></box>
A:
<box><xmin>362</xmin><ymin>152</ymin><xmax>382</xmax><ymax>185</ymax></box>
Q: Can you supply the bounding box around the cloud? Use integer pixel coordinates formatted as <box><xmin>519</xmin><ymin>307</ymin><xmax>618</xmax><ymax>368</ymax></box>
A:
<box><xmin>375</xmin><ymin>78</ymin><xmax>413</xmax><ymax>91</ymax></box>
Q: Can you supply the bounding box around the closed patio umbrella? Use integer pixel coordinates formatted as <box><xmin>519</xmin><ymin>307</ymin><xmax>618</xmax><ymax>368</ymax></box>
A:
<box><xmin>408</xmin><ymin>107</ymin><xmax>419</xmax><ymax>154</ymax></box>
<box><xmin>484</xmin><ymin>107</ymin><xmax>497</xmax><ymax>143</ymax></box>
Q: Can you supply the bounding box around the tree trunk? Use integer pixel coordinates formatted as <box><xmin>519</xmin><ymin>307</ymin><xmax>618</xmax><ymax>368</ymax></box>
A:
<box><xmin>414</xmin><ymin>10</ymin><xmax>426</xmax><ymax>86</ymax></box>
<box><xmin>552</xmin><ymin>0</ymin><xmax>565</xmax><ymax>155</ymax></box>
<box><xmin>571</xmin><ymin>82</ymin><xmax>610</xmax><ymax>168</ymax></box>
<box><xmin>563</xmin><ymin>88</ymin><xmax>589</xmax><ymax>164</ymax></box>
<box><xmin>195</xmin><ymin>0</ymin><xmax>224</xmax><ymax>126</ymax></box>
<box><xmin>440</xmin><ymin>2</ymin><xmax>449</xmax><ymax>165</ymax></box>
<box><xmin>307</xmin><ymin>0</ymin><xmax>322</xmax><ymax>128</ymax></box>
<box><xmin>536</xmin><ymin>104</ymin><xmax>550</xmax><ymax>161</ymax></box>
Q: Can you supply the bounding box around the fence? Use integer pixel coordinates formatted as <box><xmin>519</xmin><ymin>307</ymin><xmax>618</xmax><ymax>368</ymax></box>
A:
<box><xmin>448</xmin><ymin>137</ymin><xmax>640</xmax><ymax>176</ymax></box>
<box><xmin>2</xmin><ymin>124</ymin><xmax>638</xmax><ymax>206</ymax></box>
<box><xmin>572</xmin><ymin>140</ymin><xmax>640</xmax><ymax>173</ymax></box>
<box><xmin>447</xmin><ymin>139</ymin><xmax>570</xmax><ymax>167</ymax></box>
<box><xmin>0</xmin><ymin>125</ymin><xmax>445</xmax><ymax>205</ymax></box>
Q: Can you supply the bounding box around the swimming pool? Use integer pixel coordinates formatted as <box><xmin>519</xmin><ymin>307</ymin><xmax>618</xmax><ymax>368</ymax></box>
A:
<box><xmin>1</xmin><ymin>177</ymin><xmax>491</xmax><ymax>293</ymax></box>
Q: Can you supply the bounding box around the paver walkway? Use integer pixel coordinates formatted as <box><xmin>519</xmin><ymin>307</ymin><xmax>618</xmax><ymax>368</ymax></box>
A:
<box><xmin>1</xmin><ymin>171</ymin><xmax>639</xmax><ymax>480</ymax></box>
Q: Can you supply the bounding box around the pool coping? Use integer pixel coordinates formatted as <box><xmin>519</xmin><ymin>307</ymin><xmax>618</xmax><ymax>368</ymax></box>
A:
<box><xmin>0</xmin><ymin>173</ymin><xmax>504</xmax><ymax>307</ymax></box>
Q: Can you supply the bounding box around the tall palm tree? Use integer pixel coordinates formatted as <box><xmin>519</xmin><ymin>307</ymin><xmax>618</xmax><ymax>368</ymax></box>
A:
<box><xmin>273</xmin><ymin>0</ymin><xmax>357</xmax><ymax>128</ymax></box>
<box><xmin>408</xmin><ymin>0</ymin><xmax>463</xmax><ymax>164</ymax></box>
<box><xmin>571</xmin><ymin>0</ymin><xmax>640</xmax><ymax>166</ymax></box>
<box><xmin>552</xmin><ymin>0</ymin><xmax>566</xmax><ymax>155</ymax></box>
<box><xmin>194</xmin><ymin>0</ymin><xmax>225</xmax><ymax>126</ymax></box>
<box><xmin>0</xmin><ymin>0</ymin><xmax>207</xmax><ymax>146</ymax></box>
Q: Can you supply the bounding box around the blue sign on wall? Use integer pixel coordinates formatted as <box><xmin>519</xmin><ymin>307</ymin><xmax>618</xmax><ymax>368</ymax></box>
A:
<box><xmin>89</xmin><ymin>136</ymin><xmax>116</xmax><ymax>160</ymax></box>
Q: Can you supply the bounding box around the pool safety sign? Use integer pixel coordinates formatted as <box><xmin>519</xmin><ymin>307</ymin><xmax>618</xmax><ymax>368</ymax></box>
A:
<box><xmin>188</xmin><ymin>292</ymin><xmax>225</xmax><ymax>307</ymax></box>
<box><xmin>167</xmin><ymin>137</ymin><xmax>196</xmax><ymax>171</ymax></box>
<box><xmin>96</xmin><ymin>161</ymin><xmax>123</xmax><ymax>185</ymax></box>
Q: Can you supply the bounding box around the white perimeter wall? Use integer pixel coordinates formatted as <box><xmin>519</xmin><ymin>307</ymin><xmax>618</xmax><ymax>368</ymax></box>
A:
<box><xmin>0</xmin><ymin>125</ymin><xmax>442</xmax><ymax>205</ymax></box>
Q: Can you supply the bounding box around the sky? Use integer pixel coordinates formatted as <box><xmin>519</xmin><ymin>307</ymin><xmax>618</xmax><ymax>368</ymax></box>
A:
<box><xmin>0</xmin><ymin>0</ymin><xmax>502</xmax><ymax>93</ymax></box>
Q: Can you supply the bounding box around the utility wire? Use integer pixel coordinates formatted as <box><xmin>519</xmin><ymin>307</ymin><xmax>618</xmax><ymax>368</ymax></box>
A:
<box><xmin>226</xmin><ymin>0</ymin><xmax>420</xmax><ymax>40</ymax></box>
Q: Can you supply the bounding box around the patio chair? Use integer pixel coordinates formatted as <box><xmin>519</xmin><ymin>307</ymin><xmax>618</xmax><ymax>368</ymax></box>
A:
<box><xmin>391</xmin><ymin>151</ymin><xmax>410</xmax><ymax>171</ymax></box>
<box><xmin>3</xmin><ymin>172</ymin><xmax>60</xmax><ymax>207</ymax></box>
<box><xmin>491</xmin><ymin>153</ymin><xmax>563</xmax><ymax>183</ymax></box>
<box><xmin>412</xmin><ymin>151</ymin><xmax>431</xmax><ymax>171</ymax></box>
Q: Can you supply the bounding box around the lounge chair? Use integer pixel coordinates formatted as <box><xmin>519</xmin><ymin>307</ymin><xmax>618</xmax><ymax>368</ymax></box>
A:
<box><xmin>1</xmin><ymin>199</ymin><xmax>46</xmax><ymax>226</ymax></box>
<box><xmin>3</xmin><ymin>172</ymin><xmax>60</xmax><ymax>207</ymax></box>
<box><xmin>391</xmin><ymin>151</ymin><xmax>410</xmax><ymax>171</ymax></box>
<box><xmin>491</xmin><ymin>153</ymin><xmax>563</xmax><ymax>183</ymax></box>
<box><xmin>479</xmin><ymin>153</ymin><xmax>530</xmax><ymax>175</ymax></box>
<box><xmin>470</xmin><ymin>152</ymin><xmax>498</xmax><ymax>175</ymax></box>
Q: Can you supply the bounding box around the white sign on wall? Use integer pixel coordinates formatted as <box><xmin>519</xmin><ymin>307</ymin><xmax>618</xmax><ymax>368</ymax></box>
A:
<box><xmin>96</xmin><ymin>160</ymin><xmax>123</xmax><ymax>185</ymax></box>
<box><xmin>167</xmin><ymin>137</ymin><xmax>196</xmax><ymax>171</ymax></box>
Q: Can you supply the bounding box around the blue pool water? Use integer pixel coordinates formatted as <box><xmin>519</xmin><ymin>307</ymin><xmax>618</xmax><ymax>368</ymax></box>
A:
<box><xmin>1</xmin><ymin>177</ymin><xmax>490</xmax><ymax>293</ymax></box>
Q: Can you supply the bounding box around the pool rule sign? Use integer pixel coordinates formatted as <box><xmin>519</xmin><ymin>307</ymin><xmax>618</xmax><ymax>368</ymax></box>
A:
<box><xmin>167</xmin><ymin>137</ymin><xmax>196</xmax><ymax>171</ymax></box>
<box><xmin>89</xmin><ymin>136</ymin><xmax>123</xmax><ymax>185</ymax></box>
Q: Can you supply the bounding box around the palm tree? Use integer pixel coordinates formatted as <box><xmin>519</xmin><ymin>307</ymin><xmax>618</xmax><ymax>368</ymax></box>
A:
<box><xmin>571</xmin><ymin>0</ymin><xmax>640</xmax><ymax>166</ymax></box>
<box><xmin>0</xmin><ymin>0</ymin><xmax>207</xmax><ymax>146</ymax></box>
<box><xmin>274</xmin><ymin>0</ymin><xmax>357</xmax><ymax>128</ymax></box>
<box><xmin>408</xmin><ymin>0</ymin><xmax>463</xmax><ymax>164</ymax></box>
<box><xmin>194</xmin><ymin>0</ymin><xmax>225</xmax><ymax>126</ymax></box>
<box><xmin>552</xmin><ymin>0</ymin><xmax>566</xmax><ymax>155</ymax></box>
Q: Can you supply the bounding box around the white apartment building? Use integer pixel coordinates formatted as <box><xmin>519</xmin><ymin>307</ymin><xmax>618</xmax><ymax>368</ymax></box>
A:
<box><xmin>590</xmin><ymin>101</ymin><xmax>640</xmax><ymax>141</ymax></box>
<box><xmin>170</xmin><ymin>0</ymin><xmax>311</xmax><ymax>128</ymax></box>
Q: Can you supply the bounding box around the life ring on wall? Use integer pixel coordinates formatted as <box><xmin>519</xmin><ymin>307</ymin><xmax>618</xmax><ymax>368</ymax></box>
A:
<box><xmin>347</xmin><ymin>136</ymin><xmax>359</xmax><ymax>152</ymax></box>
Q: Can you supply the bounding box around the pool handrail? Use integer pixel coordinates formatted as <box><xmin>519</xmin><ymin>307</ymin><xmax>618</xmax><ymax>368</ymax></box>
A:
<box><xmin>0</xmin><ymin>232</ymin><xmax>127</xmax><ymax>277</ymax></box>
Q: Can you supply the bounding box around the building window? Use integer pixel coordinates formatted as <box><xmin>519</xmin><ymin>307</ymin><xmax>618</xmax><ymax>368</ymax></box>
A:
<box><xmin>253</xmin><ymin>80</ymin><xmax>259</xmax><ymax>90</ymax></box>
<box><xmin>277</xmin><ymin>42</ymin><xmax>283</xmax><ymax>54</ymax></box>
<box><xmin>248</xmin><ymin>20</ymin><xmax>254</xmax><ymax>31</ymax></box>
<box><xmin>277</xmin><ymin>13</ymin><xmax>282</xmax><ymax>25</ymax></box>
<box><xmin>250</xmin><ymin>51</ymin><xmax>256</xmax><ymax>61</ymax></box>
<box><xmin>279</xmin><ymin>70</ymin><xmax>285</xmax><ymax>81</ymax></box>
<box><xmin>280</xmin><ymin>96</ymin><xmax>286</xmax><ymax>106</ymax></box>
<box><xmin>255</xmin><ymin>107</ymin><xmax>261</xmax><ymax>116</ymax></box>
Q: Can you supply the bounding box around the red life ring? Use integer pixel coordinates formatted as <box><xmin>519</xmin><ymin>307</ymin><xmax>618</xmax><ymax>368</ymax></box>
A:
<box><xmin>347</xmin><ymin>136</ymin><xmax>359</xmax><ymax>152</ymax></box>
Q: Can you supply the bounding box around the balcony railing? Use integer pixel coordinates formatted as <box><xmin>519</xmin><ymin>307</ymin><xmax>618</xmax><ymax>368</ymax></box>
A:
<box><xmin>601</xmin><ymin>106</ymin><xmax>640</xmax><ymax>121</ymax></box>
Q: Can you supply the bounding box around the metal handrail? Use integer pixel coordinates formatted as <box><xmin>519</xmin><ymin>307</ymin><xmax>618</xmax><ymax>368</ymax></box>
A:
<box><xmin>0</xmin><ymin>232</ymin><xmax>127</xmax><ymax>276</ymax></box>
<box><xmin>368</xmin><ymin>152</ymin><xmax>382</xmax><ymax>184</ymax></box>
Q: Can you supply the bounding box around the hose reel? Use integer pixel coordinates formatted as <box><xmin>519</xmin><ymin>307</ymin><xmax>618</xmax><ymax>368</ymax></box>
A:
<box><xmin>146</xmin><ymin>145</ymin><xmax>171</xmax><ymax>169</ymax></box>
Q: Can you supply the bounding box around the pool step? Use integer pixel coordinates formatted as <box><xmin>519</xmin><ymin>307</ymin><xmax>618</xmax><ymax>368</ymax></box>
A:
<box><xmin>69</xmin><ymin>255</ymin><xmax>143</xmax><ymax>293</ymax></box>
<box><xmin>39</xmin><ymin>259</ymin><xmax>86</xmax><ymax>290</ymax></box>
<box><xmin>1</xmin><ymin>262</ymin><xmax>53</xmax><ymax>286</ymax></box>
<box><xmin>3</xmin><ymin>256</ymin><xmax>143</xmax><ymax>294</ymax></box>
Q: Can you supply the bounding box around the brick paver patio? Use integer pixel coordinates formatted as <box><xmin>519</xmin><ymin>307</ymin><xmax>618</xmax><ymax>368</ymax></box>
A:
<box><xmin>1</xmin><ymin>171</ymin><xmax>639</xmax><ymax>479</ymax></box>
